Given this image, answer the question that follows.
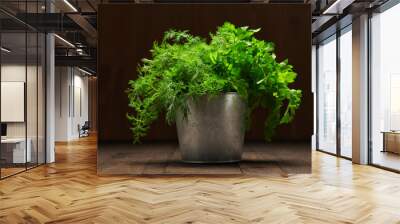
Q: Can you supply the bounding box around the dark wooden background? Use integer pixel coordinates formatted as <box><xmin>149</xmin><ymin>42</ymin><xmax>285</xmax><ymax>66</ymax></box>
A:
<box><xmin>98</xmin><ymin>3</ymin><xmax>312</xmax><ymax>142</ymax></box>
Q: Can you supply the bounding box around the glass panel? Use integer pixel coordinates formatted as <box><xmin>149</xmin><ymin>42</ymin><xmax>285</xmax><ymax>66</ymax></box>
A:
<box><xmin>317</xmin><ymin>36</ymin><xmax>337</xmax><ymax>154</ymax></box>
<box><xmin>0</xmin><ymin>1</ymin><xmax>46</xmax><ymax>178</ymax></box>
<box><xmin>38</xmin><ymin>32</ymin><xmax>45</xmax><ymax>165</ymax></box>
<box><xmin>27</xmin><ymin>31</ymin><xmax>38</xmax><ymax>169</ymax></box>
<box><xmin>1</xmin><ymin>31</ymin><xmax>27</xmax><ymax>177</ymax></box>
<box><xmin>371</xmin><ymin>4</ymin><xmax>400</xmax><ymax>170</ymax></box>
<box><xmin>339</xmin><ymin>28</ymin><xmax>352</xmax><ymax>158</ymax></box>
<box><xmin>26</xmin><ymin>0</ymin><xmax>39</xmax><ymax>169</ymax></box>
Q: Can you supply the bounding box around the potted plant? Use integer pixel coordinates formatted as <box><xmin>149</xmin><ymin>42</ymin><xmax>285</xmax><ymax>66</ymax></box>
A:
<box><xmin>127</xmin><ymin>22</ymin><xmax>302</xmax><ymax>163</ymax></box>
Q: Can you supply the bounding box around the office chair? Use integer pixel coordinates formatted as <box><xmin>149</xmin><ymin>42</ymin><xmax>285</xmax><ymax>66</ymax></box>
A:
<box><xmin>79</xmin><ymin>121</ymin><xmax>90</xmax><ymax>138</ymax></box>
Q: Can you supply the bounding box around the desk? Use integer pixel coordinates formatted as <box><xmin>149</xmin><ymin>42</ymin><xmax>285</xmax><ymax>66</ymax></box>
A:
<box><xmin>1</xmin><ymin>138</ymin><xmax>31</xmax><ymax>163</ymax></box>
<box><xmin>382</xmin><ymin>131</ymin><xmax>400</xmax><ymax>154</ymax></box>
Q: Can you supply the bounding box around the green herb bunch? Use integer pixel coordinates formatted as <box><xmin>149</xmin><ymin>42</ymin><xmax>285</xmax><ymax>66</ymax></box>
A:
<box><xmin>127</xmin><ymin>22</ymin><xmax>302</xmax><ymax>143</ymax></box>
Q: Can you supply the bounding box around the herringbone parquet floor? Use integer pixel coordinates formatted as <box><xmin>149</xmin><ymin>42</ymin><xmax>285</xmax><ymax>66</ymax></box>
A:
<box><xmin>1</xmin><ymin>136</ymin><xmax>400</xmax><ymax>224</ymax></box>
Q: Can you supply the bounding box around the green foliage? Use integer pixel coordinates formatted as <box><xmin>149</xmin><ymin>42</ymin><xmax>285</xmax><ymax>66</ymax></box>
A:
<box><xmin>127</xmin><ymin>22</ymin><xmax>302</xmax><ymax>143</ymax></box>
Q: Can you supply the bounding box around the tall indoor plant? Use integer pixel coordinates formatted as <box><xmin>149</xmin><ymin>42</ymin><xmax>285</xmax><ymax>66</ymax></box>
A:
<box><xmin>127</xmin><ymin>22</ymin><xmax>302</xmax><ymax>162</ymax></box>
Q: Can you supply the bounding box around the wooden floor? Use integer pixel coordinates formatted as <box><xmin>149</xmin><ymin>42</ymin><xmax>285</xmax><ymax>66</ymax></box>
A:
<box><xmin>0</xmin><ymin>167</ymin><xmax>26</xmax><ymax>178</ymax></box>
<box><xmin>1</xmin><ymin>136</ymin><xmax>400</xmax><ymax>223</ymax></box>
<box><xmin>1</xmin><ymin>163</ymin><xmax>45</xmax><ymax>178</ymax></box>
<box><xmin>98</xmin><ymin>142</ymin><xmax>310</xmax><ymax>176</ymax></box>
<box><xmin>372</xmin><ymin>150</ymin><xmax>400</xmax><ymax>171</ymax></box>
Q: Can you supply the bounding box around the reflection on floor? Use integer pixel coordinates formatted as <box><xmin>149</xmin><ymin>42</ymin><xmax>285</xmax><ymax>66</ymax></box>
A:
<box><xmin>373</xmin><ymin>150</ymin><xmax>400</xmax><ymax>171</ymax></box>
<box><xmin>0</xmin><ymin>167</ymin><xmax>25</xmax><ymax>178</ymax></box>
<box><xmin>0</xmin><ymin>162</ymin><xmax>41</xmax><ymax>179</ymax></box>
<box><xmin>1</xmin><ymin>135</ymin><xmax>400</xmax><ymax>223</ymax></box>
<box><xmin>98</xmin><ymin>142</ymin><xmax>311</xmax><ymax>176</ymax></box>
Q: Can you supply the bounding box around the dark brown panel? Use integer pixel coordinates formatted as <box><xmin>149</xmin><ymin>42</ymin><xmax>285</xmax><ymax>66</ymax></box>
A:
<box><xmin>88</xmin><ymin>77</ymin><xmax>98</xmax><ymax>132</ymax></box>
<box><xmin>98</xmin><ymin>3</ymin><xmax>312</xmax><ymax>142</ymax></box>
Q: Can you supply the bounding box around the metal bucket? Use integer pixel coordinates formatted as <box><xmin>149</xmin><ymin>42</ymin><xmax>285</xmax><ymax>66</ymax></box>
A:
<box><xmin>176</xmin><ymin>93</ymin><xmax>246</xmax><ymax>163</ymax></box>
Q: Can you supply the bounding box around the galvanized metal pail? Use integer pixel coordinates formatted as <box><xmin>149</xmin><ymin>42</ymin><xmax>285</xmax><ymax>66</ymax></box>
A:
<box><xmin>176</xmin><ymin>93</ymin><xmax>246</xmax><ymax>163</ymax></box>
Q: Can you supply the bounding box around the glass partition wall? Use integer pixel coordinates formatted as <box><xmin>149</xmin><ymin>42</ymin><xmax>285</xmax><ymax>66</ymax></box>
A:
<box><xmin>0</xmin><ymin>5</ymin><xmax>46</xmax><ymax>179</ymax></box>
<box><xmin>339</xmin><ymin>27</ymin><xmax>352</xmax><ymax>158</ymax></box>
<box><xmin>370</xmin><ymin>2</ymin><xmax>400</xmax><ymax>171</ymax></box>
<box><xmin>316</xmin><ymin>25</ymin><xmax>352</xmax><ymax>159</ymax></box>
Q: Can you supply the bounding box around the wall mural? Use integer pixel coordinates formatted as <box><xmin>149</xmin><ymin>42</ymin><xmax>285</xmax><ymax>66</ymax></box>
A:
<box><xmin>97</xmin><ymin>3</ymin><xmax>312</xmax><ymax>175</ymax></box>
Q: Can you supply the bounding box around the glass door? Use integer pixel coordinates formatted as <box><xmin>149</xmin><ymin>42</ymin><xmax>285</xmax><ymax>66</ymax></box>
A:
<box><xmin>317</xmin><ymin>35</ymin><xmax>337</xmax><ymax>154</ymax></box>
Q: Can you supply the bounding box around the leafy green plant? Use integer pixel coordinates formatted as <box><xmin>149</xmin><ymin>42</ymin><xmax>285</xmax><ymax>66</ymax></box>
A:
<box><xmin>127</xmin><ymin>22</ymin><xmax>302</xmax><ymax>143</ymax></box>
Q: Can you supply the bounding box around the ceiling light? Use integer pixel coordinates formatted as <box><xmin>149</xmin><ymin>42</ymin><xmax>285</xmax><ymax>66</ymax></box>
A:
<box><xmin>322</xmin><ymin>0</ymin><xmax>354</xmax><ymax>15</ymax></box>
<box><xmin>78</xmin><ymin>67</ymin><xmax>93</xmax><ymax>76</ymax></box>
<box><xmin>54</xmin><ymin>34</ymin><xmax>75</xmax><ymax>48</ymax></box>
<box><xmin>63</xmin><ymin>0</ymin><xmax>78</xmax><ymax>12</ymax></box>
<box><xmin>76</xmin><ymin>48</ymin><xmax>85</xmax><ymax>55</ymax></box>
<box><xmin>1</xmin><ymin>47</ymin><xmax>11</xmax><ymax>53</ymax></box>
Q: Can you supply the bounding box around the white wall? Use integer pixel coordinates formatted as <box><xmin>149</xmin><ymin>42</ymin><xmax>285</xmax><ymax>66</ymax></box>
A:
<box><xmin>72</xmin><ymin>73</ymin><xmax>89</xmax><ymax>138</ymax></box>
<box><xmin>55</xmin><ymin>67</ymin><xmax>89</xmax><ymax>141</ymax></box>
<box><xmin>55</xmin><ymin>67</ymin><xmax>70</xmax><ymax>141</ymax></box>
<box><xmin>1</xmin><ymin>64</ymin><xmax>39</xmax><ymax>138</ymax></box>
<box><xmin>1</xmin><ymin>65</ymin><xmax>27</xmax><ymax>140</ymax></box>
<box><xmin>1</xmin><ymin>65</ymin><xmax>25</xmax><ymax>133</ymax></box>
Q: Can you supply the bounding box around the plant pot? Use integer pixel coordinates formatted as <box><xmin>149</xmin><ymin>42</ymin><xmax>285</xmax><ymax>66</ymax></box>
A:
<box><xmin>176</xmin><ymin>93</ymin><xmax>246</xmax><ymax>163</ymax></box>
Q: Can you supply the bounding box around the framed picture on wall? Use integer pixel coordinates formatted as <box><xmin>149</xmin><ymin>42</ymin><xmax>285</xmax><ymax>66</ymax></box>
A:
<box><xmin>1</xmin><ymin>81</ymin><xmax>25</xmax><ymax>122</ymax></box>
